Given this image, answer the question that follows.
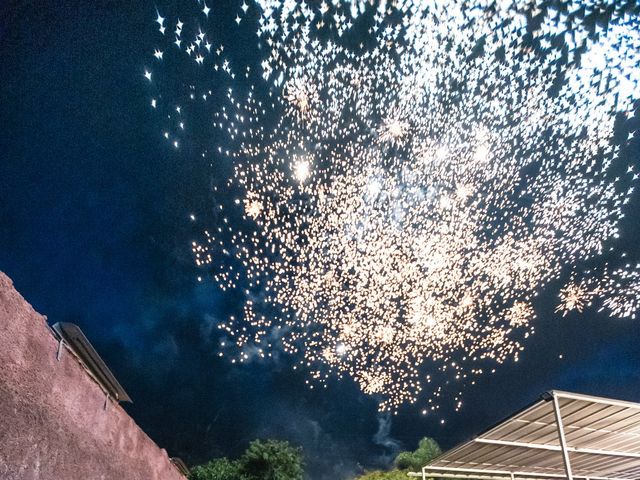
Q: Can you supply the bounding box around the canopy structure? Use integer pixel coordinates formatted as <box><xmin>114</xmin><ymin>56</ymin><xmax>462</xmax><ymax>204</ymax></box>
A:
<box><xmin>52</xmin><ymin>322</ymin><xmax>132</xmax><ymax>403</ymax></box>
<box><xmin>414</xmin><ymin>391</ymin><xmax>640</xmax><ymax>480</ymax></box>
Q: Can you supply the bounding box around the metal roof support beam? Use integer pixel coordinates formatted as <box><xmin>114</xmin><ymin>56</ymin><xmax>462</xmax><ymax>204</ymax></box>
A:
<box><xmin>412</xmin><ymin>474</ymin><xmax>570</xmax><ymax>480</ymax></box>
<box><xmin>552</xmin><ymin>391</ymin><xmax>574</xmax><ymax>480</ymax></box>
<box><xmin>473</xmin><ymin>438</ymin><xmax>640</xmax><ymax>460</ymax></box>
<box><xmin>552</xmin><ymin>391</ymin><xmax>640</xmax><ymax>410</ymax></box>
<box><xmin>420</xmin><ymin>466</ymin><xmax>626</xmax><ymax>480</ymax></box>
<box><xmin>411</xmin><ymin>473</ymin><xmax>523</xmax><ymax>480</ymax></box>
<box><xmin>411</xmin><ymin>473</ymin><xmax>627</xmax><ymax>480</ymax></box>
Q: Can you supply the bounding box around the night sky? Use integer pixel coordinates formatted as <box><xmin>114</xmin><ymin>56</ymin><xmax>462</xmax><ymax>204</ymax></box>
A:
<box><xmin>1</xmin><ymin>1</ymin><xmax>640</xmax><ymax>479</ymax></box>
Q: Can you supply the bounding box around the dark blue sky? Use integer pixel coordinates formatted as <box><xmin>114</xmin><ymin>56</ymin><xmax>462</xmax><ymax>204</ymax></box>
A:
<box><xmin>1</xmin><ymin>1</ymin><xmax>640</xmax><ymax>479</ymax></box>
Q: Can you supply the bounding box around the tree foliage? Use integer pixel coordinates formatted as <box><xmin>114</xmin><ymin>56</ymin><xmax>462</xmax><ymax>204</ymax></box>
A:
<box><xmin>354</xmin><ymin>436</ymin><xmax>442</xmax><ymax>480</ymax></box>
<box><xmin>240</xmin><ymin>439</ymin><xmax>304</xmax><ymax>480</ymax></box>
<box><xmin>355</xmin><ymin>469</ymin><xmax>412</xmax><ymax>480</ymax></box>
<box><xmin>394</xmin><ymin>437</ymin><xmax>442</xmax><ymax>472</ymax></box>
<box><xmin>189</xmin><ymin>457</ymin><xmax>241</xmax><ymax>480</ymax></box>
<box><xmin>188</xmin><ymin>439</ymin><xmax>304</xmax><ymax>480</ymax></box>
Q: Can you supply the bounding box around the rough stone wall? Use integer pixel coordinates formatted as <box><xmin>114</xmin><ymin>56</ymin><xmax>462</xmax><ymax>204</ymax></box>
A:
<box><xmin>0</xmin><ymin>271</ymin><xmax>186</xmax><ymax>480</ymax></box>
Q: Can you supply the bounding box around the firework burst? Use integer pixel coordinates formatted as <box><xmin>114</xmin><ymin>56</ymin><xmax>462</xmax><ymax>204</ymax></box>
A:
<box><xmin>146</xmin><ymin>0</ymin><xmax>640</xmax><ymax>412</ymax></box>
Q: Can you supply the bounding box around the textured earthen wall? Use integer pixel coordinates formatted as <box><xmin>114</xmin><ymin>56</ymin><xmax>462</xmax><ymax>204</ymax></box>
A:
<box><xmin>0</xmin><ymin>271</ymin><xmax>186</xmax><ymax>480</ymax></box>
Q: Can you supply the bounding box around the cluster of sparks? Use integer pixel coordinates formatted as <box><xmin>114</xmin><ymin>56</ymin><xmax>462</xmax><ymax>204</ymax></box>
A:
<box><xmin>145</xmin><ymin>0</ymin><xmax>640</xmax><ymax>412</ymax></box>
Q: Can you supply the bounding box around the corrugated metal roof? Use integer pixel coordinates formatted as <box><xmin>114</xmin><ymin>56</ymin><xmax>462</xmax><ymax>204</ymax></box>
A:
<box><xmin>416</xmin><ymin>391</ymin><xmax>640</xmax><ymax>480</ymax></box>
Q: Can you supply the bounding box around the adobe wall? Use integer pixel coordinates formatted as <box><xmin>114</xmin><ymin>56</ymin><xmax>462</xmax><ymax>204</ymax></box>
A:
<box><xmin>0</xmin><ymin>271</ymin><xmax>186</xmax><ymax>480</ymax></box>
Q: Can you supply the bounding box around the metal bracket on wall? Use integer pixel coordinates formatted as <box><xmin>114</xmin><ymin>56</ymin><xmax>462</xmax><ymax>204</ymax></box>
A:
<box><xmin>56</xmin><ymin>338</ymin><xmax>65</xmax><ymax>361</ymax></box>
<box><xmin>104</xmin><ymin>393</ymin><xmax>110</xmax><ymax>411</ymax></box>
